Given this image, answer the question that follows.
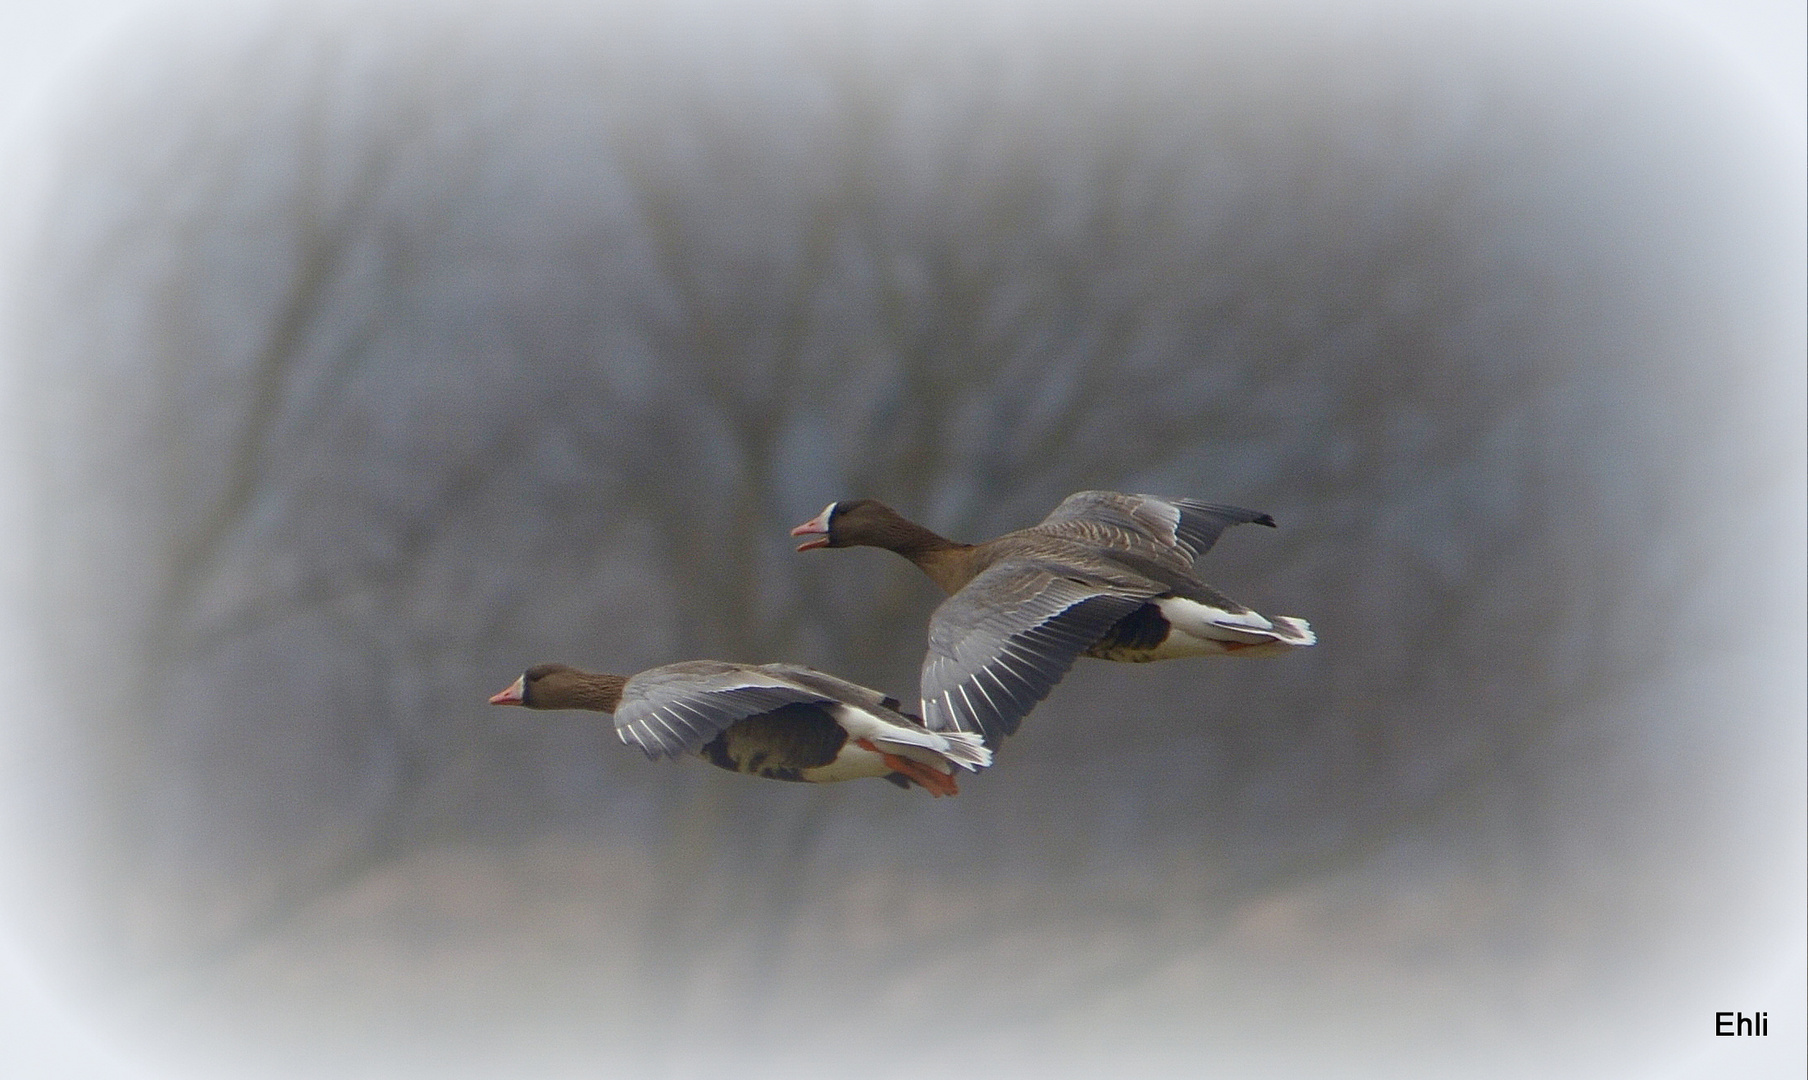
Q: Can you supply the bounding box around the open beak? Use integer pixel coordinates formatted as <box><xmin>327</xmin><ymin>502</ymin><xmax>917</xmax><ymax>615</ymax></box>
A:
<box><xmin>488</xmin><ymin>675</ymin><xmax>526</xmax><ymax>706</ymax></box>
<box><xmin>790</xmin><ymin>505</ymin><xmax>834</xmax><ymax>551</ymax></box>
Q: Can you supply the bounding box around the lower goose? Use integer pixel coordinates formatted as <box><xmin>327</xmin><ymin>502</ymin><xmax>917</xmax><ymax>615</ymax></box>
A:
<box><xmin>488</xmin><ymin>660</ymin><xmax>991</xmax><ymax>796</ymax></box>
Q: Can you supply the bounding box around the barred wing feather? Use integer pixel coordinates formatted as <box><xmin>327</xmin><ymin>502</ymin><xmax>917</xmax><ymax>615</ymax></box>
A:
<box><xmin>614</xmin><ymin>663</ymin><xmax>828</xmax><ymax>760</ymax></box>
<box><xmin>920</xmin><ymin>560</ymin><xmax>1151</xmax><ymax>745</ymax></box>
<box><xmin>1040</xmin><ymin>491</ymin><xmax>1274</xmax><ymax>563</ymax></box>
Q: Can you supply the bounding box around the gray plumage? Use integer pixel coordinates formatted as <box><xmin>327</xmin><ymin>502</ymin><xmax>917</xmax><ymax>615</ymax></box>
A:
<box><xmin>916</xmin><ymin>492</ymin><xmax>1311</xmax><ymax>746</ymax></box>
<box><xmin>615</xmin><ymin>661</ymin><xmax>833</xmax><ymax>759</ymax></box>
<box><xmin>920</xmin><ymin>562</ymin><xmax>1148</xmax><ymax>739</ymax></box>
<box><xmin>492</xmin><ymin>660</ymin><xmax>990</xmax><ymax>793</ymax></box>
<box><xmin>615</xmin><ymin>660</ymin><xmax>991</xmax><ymax>772</ymax></box>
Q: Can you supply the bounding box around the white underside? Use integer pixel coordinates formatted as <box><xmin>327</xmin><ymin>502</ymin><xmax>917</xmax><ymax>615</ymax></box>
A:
<box><xmin>1140</xmin><ymin>596</ymin><xmax>1317</xmax><ymax>658</ymax></box>
<box><xmin>795</xmin><ymin>704</ymin><xmax>989</xmax><ymax>782</ymax></box>
<box><xmin>799</xmin><ymin>736</ymin><xmax>896</xmax><ymax>783</ymax></box>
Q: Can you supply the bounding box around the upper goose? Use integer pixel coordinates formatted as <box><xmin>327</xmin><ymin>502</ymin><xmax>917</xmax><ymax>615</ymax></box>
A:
<box><xmin>791</xmin><ymin>490</ymin><xmax>1314</xmax><ymax>746</ymax></box>
<box><xmin>488</xmin><ymin>660</ymin><xmax>990</xmax><ymax>795</ymax></box>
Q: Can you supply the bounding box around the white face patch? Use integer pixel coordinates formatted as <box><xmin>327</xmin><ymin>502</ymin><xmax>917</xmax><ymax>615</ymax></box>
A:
<box><xmin>791</xmin><ymin>502</ymin><xmax>841</xmax><ymax>549</ymax></box>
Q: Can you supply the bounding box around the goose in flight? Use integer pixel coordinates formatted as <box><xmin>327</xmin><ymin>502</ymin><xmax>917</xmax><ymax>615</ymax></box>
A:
<box><xmin>490</xmin><ymin>660</ymin><xmax>990</xmax><ymax>795</ymax></box>
<box><xmin>792</xmin><ymin>490</ymin><xmax>1314</xmax><ymax>746</ymax></box>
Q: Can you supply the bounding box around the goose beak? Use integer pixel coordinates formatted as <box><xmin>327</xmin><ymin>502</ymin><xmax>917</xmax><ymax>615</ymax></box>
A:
<box><xmin>488</xmin><ymin>675</ymin><xmax>526</xmax><ymax>706</ymax></box>
<box><xmin>790</xmin><ymin>505</ymin><xmax>834</xmax><ymax>551</ymax></box>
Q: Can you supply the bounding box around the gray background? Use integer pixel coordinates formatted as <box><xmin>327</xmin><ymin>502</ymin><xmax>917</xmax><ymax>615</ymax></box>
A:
<box><xmin>0</xmin><ymin>1</ymin><xmax>1802</xmax><ymax>1077</ymax></box>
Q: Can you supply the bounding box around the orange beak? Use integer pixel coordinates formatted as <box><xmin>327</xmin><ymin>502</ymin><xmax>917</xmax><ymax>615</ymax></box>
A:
<box><xmin>488</xmin><ymin>675</ymin><xmax>526</xmax><ymax>706</ymax></box>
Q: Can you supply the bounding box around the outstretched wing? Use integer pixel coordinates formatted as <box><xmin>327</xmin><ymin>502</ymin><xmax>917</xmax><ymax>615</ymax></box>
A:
<box><xmin>1039</xmin><ymin>491</ymin><xmax>1275</xmax><ymax>564</ymax></box>
<box><xmin>920</xmin><ymin>559</ymin><xmax>1156</xmax><ymax>746</ymax></box>
<box><xmin>615</xmin><ymin>662</ymin><xmax>829</xmax><ymax>760</ymax></box>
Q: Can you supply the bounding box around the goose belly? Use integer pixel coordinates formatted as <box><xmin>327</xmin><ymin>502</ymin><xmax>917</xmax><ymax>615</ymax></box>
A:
<box><xmin>799</xmin><ymin>704</ymin><xmax>951</xmax><ymax>783</ymax></box>
<box><xmin>699</xmin><ymin>703</ymin><xmax>876</xmax><ymax>783</ymax></box>
<box><xmin>798</xmin><ymin>739</ymin><xmax>893</xmax><ymax>783</ymax></box>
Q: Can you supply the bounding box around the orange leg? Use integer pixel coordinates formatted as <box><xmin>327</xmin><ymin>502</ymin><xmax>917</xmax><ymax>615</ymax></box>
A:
<box><xmin>857</xmin><ymin>739</ymin><xmax>959</xmax><ymax>797</ymax></box>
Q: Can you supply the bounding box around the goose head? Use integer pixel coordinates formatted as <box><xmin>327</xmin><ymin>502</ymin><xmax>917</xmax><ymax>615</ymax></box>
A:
<box><xmin>789</xmin><ymin>499</ymin><xmax>923</xmax><ymax>551</ymax></box>
<box><xmin>489</xmin><ymin>663</ymin><xmax>627</xmax><ymax>711</ymax></box>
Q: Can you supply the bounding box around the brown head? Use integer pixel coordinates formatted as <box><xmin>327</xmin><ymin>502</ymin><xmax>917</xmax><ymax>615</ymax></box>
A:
<box><xmin>789</xmin><ymin>499</ymin><xmax>957</xmax><ymax>555</ymax></box>
<box><xmin>488</xmin><ymin>663</ymin><xmax>628</xmax><ymax>712</ymax></box>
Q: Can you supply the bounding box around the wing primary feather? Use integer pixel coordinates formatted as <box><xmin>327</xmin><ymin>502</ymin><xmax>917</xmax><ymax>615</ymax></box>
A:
<box><xmin>665</xmin><ymin>700</ymin><xmax>718</xmax><ymax>736</ymax></box>
<box><xmin>625</xmin><ymin>723</ymin><xmax>666</xmax><ymax>758</ymax></box>
<box><xmin>985</xmin><ymin>652</ymin><xmax>1032</xmax><ymax>689</ymax></box>
<box><xmin>965</xmin><ymin>674</ymin><xmax>1006</xmax><ymax>718</ymax></box>
<box><xmin>650</xmin><ymin>704</ymin><xmax>699</xmax><ymax>740</ymax></box>
<box><xmin>954</xmin><ymin>683</ymin><xmax>1002</xmax><ymax>740</ymax></box>
<box><xmin>647</xmin><ymin>712</ymin><xmax>689</xmax><ymax>752</ymax></box>
<box><xmin>965</xmin><ymin>684</ymin><xmax>1002</xmax><ymax>738</ymax></box>
<box><xmin>650</xmin><ymin>708</ymin><xmax>692</xmax><ymax>742</ymax></box>
<box><xmin>979</xmin><ymin>669</ymin><xmax>1028</xmax><ymax>714</ymax></box>
<box><xmin>953</xmin><ymin>684</ymin><xmax>979</xmax><ymax>726</ymax></box>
